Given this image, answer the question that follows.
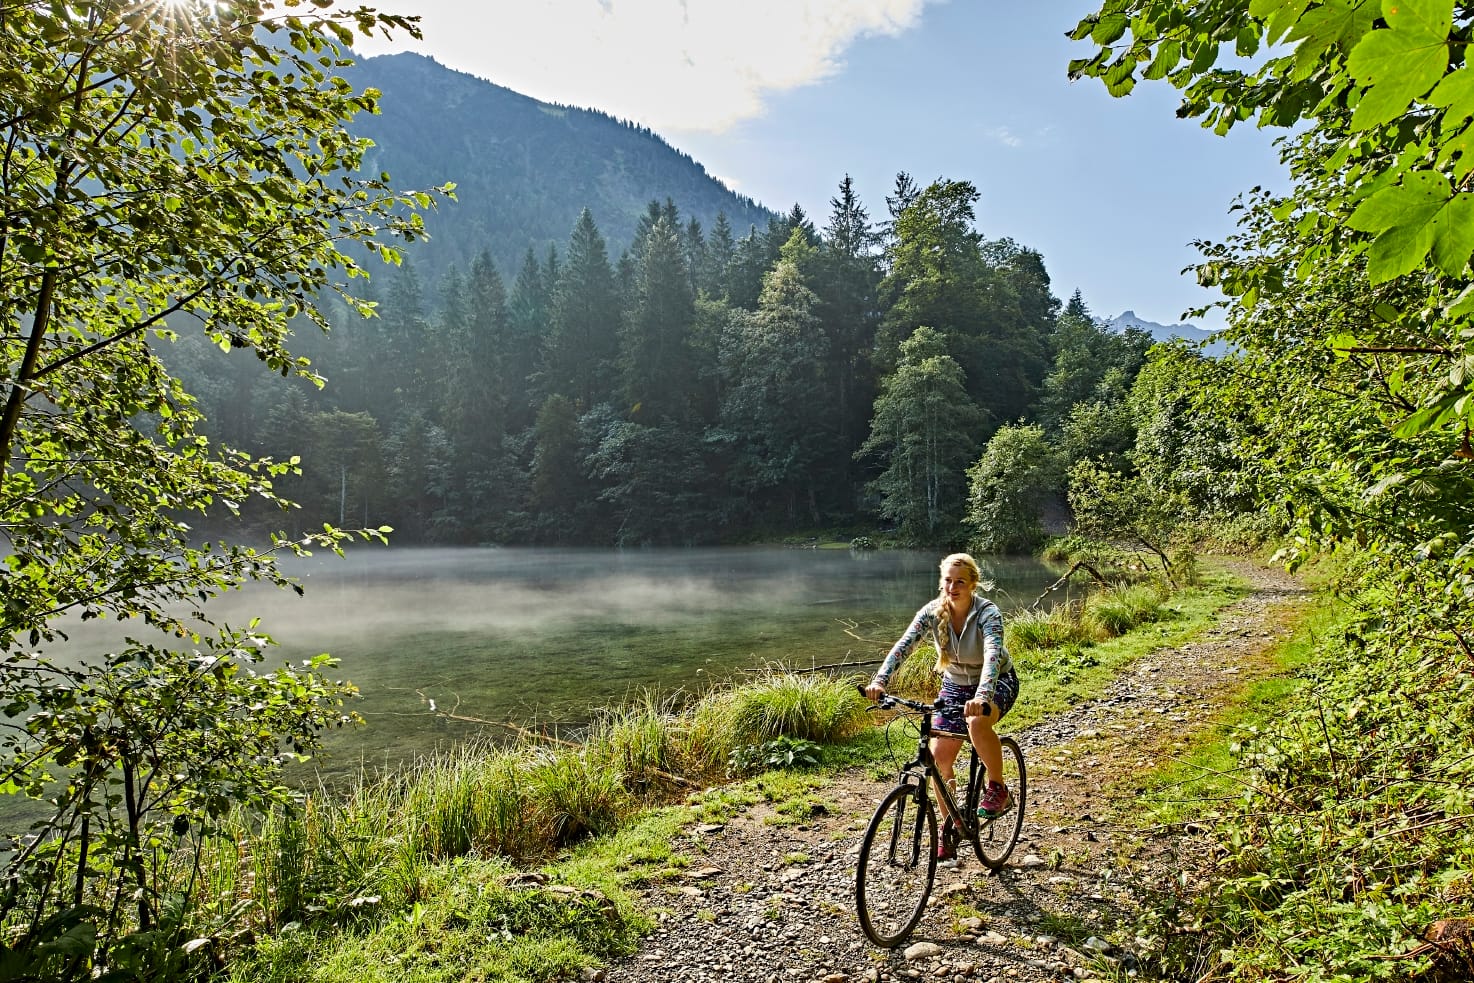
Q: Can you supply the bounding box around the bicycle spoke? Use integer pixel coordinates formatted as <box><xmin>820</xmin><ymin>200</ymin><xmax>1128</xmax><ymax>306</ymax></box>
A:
<box><xmin>855</xmin><ymin>784</ymin><xmax>936</xmax><ymax>947</ymax></box>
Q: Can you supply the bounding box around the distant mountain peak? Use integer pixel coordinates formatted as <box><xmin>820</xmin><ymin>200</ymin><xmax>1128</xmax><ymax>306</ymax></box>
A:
<box><xmin>1100</xmin><ymin>310</ymin><xmax>1227</xmax><ymax>354</ymax></box>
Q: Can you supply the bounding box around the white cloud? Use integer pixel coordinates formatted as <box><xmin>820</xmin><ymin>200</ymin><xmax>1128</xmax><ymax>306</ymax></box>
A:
<box><xmin>986</xmin><ymin>126</ymin><xmax>1022</xmax><ymax>148</ymax></box>
<box><xmin>349</xmin><ymin>0</ymin><xmax>937</xmax><ymax>133</ymax></box>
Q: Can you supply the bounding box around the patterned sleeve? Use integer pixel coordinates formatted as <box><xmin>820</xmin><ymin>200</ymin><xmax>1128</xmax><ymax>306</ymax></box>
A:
<box><xmin>974</xmin><ymin>600</ymin><xmax>1006</xmax><ymax>700</ymax></box>
<box><xmin>872</xmin><ymin>603</ymin><xmax>936</xmax><ymax>687</ymax></box>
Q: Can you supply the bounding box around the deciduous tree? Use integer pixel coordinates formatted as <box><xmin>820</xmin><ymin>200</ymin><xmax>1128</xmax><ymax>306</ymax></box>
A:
<box><xmin>858</xmin><ymin>327</ymin><xmax>984</xmax><ymax>543</ymax></box>
<box><xmin>0</xmin><ymin>3</ymin><xmax>441</xmax><ymax>974</ymax></box>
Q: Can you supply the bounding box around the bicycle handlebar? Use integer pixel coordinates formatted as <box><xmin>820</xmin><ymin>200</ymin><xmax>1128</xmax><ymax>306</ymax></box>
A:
<box><xmin>856</xmin><ymin>684</ymin><xmax>991</xmax><ymax>718</ymax></box>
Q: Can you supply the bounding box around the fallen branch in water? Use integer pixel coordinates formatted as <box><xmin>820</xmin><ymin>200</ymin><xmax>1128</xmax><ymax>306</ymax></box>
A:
<box><xmin>1029</xmin><ymin>560</ymin><xmax>1112</xmax><ymax>611</ymax></box>
<box><xmin>738</xmin><ymin>655</ymin><xmax>882</xmax><ymax>675</ymax></box>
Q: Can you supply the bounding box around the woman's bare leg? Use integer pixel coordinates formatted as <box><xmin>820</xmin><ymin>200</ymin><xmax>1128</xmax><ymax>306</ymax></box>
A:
<box><xmin>966</xmin><ymin>704</ymin><xmax>1004</xmax><ymax>786</ymax></box>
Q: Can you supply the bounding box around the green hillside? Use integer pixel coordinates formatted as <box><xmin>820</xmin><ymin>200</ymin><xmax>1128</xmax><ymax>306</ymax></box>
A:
<box><xmin>342</xmin><ymin>52</ymin><xmax>777</xmax><ymax>278</ymax></box>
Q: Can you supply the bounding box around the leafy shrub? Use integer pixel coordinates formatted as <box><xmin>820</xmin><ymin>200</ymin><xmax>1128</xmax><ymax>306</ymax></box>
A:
<box><xmin>726</xmin><ymin>736</ymin><xmax>823</xmax><ymax>776</ymax></box>
<box><xmin>849</xmin><ymin>536</ymin><xmax>875</xmax><ymax>551</ymax></box>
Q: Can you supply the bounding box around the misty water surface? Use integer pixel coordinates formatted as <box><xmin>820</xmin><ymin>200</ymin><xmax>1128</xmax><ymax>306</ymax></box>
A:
<box><xmin>45</xmin><ymin>546</ymin><xmax>1067</xmax><ymax>782</ymax></box>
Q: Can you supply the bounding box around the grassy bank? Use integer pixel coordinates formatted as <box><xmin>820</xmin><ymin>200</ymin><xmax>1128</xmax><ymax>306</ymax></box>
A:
<box><xmin>210</xmin><ymin>560</ymin><xmax>1261</xmax><ymax>983</ymax></box>
<box><xmin>1082</xmin><ymin>549</ymin><xmax>1474</xmax><ymax>983</ymax></box>
<box><xmin>1126</xmin><ymin>585</ymin><xmax>1474</xmax><ymax>981</ymax></box>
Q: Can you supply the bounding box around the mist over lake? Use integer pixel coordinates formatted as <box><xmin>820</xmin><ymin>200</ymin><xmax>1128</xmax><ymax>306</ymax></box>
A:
<box><xmin>47</xmin><ymin>546</ymin><xmax>1066</xmax><ymax>782</ymax></box>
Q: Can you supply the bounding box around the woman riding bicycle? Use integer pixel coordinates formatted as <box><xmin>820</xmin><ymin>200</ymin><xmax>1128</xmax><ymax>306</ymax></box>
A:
<box><xmin>864</xmin><ymin>552</ymin><xmax>1020</xmax><ymax>860</ymax></box>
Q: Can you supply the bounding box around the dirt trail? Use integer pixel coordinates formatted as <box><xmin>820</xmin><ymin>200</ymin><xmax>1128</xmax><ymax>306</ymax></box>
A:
<box><xmin>597</xmin><ymin>559</ymin><xmax>1310</xmax><ymax>983</ymax></box>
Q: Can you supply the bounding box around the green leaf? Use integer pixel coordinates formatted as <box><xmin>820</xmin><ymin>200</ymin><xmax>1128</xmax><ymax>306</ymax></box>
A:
<box><xmin>1367</xmin><ymin>216</ymin><xmax>1435</xmax><ymax>283</ymax></box>
<box><xmin>1092</xmin><ymin>13</ymin><xmax>1129</xmax><ymax>45</ymax></box>
<box><xmin>1143</xmin><ymin>39</ymin><xmax>1181</xmax><ymax>81</ymax></box>
<box><xmin>1382</xmin><ymin>0</ymin><xmax>1453</xmax><ymax>41</ymax></box>
<box><xmin>1290</xmin><ymin>0</ymin><xmax>1376</xmax><ymax>52</ymax></box>
<box><xmin>1262</xmin><ymin>0</ymin><xmax>1314</xmax><ymax>45</ymax></box>
<box><xmin>1429</xmin><ymin>65</ymin><xmax>1474</xmax><ymax>125</ymax></box>
<box><xmin>1327</xmin><ymin>332</ymin><xmax>1363</xmax><ymax>357</ymax></box>
<box><xmin>1346</xmin><ymin>0</ymin><xmax>1450</xmax><ymax>130</ymax></box>
<box><xmin>1346</xmin><ymin>171</ymin><xmax>1447</xmax><ymax>234</ymax></box>
<box><xmin>1447</xmin><ymin>284</ymin><xmax>1474</xmax><ymax>318</ymax></box>
<box><xmin>1393</xmin><ymin>393</ymin><xmax>1461</xmax><ymax>436</ymax></box>
<box><xmin>1429</xmin><ymin>193</ymin><xmax>1474</xmax><ymax>276</ymax></box>
<box><xmin>1346</xmin><ymin>171</ymin><xmax>1451</xmax><ymax>281</ymax></box>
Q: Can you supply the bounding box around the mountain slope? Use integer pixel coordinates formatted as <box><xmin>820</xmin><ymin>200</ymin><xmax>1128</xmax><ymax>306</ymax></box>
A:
<box><xmin>341</xmin><ymin>52</ymin><xmax>777</xmax><ymax>280</ymax></box>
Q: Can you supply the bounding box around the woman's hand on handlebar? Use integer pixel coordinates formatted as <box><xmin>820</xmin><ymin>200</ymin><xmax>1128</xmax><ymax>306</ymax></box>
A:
<box><xmin>964</xmin><ymin>697</ymin><xmax>994</xmax><ymax>719</ymax></box>
<box><xmin>862</xmin><ymin>681</ymin><xmax>886</xmax><ymax>701</ymax></box>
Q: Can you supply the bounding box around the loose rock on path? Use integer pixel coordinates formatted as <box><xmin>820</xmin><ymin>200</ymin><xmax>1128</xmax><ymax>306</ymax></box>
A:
<box><xmin>596</xmin><ymin>559</ymin><xmax>1309</xmax><ymax>983</ymax></box>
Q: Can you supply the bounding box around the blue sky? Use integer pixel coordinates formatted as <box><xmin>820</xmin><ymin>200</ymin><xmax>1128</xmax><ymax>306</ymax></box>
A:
<box><xmin>351</xmin><ymin>1</ymin><xmax>1290</xmax><ymax>330</ymax></box>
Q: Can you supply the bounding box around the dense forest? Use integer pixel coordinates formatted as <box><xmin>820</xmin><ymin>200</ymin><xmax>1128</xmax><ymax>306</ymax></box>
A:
<box><xmin>152</xmin><ymin>48</ymin><xmax>1165</xmax><ymax>550</ymax></box>
<box><xmin>174</xmin><ymin>175</ymin><xmax>1158</xmax><ymax>548</ymax></box>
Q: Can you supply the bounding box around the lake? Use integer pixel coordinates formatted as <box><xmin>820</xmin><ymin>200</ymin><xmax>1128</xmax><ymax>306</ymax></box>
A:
<box><xmin>41</xmin><ymin>545</ymin><xmax>1067</xmax><ymax>781</ymax></box>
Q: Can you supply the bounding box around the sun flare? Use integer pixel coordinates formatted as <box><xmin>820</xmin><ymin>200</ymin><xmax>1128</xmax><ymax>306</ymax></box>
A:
<box><xmin>136</xmin><ymin>0</ymin><xmax>217</xmax><ymax>35</ymax></box>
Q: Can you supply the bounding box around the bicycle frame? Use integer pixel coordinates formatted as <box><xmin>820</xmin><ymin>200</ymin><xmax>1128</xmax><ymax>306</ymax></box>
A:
<box><xmin>866</xmin><ymin>689</ymin><xmax>980</xmax><ymax>839</ymax></box>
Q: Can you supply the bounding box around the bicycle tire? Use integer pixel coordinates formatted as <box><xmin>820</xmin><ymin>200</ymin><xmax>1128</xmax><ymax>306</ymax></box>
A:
<box><xmin>974</xmin><ymin>736</ymin><xmax>1026</xmax><ymax>869</ymax></box>
<box><xmin>855</xmin><ymin>782</ymin><xmax>937</xmax><ymax>947</ymax></box>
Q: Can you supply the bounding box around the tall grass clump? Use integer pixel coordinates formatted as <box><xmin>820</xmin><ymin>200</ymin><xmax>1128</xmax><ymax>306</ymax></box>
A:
<box><xmin>1005</xmin><ymin>602</ymin><xmax>1104</xmax><ymax>655</ymax></box>
<box><xmin>884</xmin><ymin>647</ymin><xmax>940</xmax><ymax>697</ymax></box>
<box><xmin>245</xmin><ymin>785</ymin><xmax>408</xmax><ymax>930</ymax></box>
<box><xmin>583</xmin><ymin>691</ymin><xmax>687</xmax><ymax>792</ymax></box>
<box><xmin>689</xmin><ymin>671</ymin><xmax>868</xmax><ymax>756</ymax></box>
<box><xmin>1084</xmin><ymin>581</ymin><xmax>1169</xmax><ymax>637</ymax></box>
<box><xmin>397</xmin><ymin>742</ymin><xmax>550</xmax><ymax>862</ymax></box>
<box><xmin>523</xmin><ymin>747</ymin><xmax>633</xmax><ymax>847</ymax></box>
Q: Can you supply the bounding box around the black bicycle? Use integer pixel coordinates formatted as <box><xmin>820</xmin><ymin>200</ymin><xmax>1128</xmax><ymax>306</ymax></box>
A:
<box><xmin>854</xmin><ymin>688</ymin><xmax>1027</xmax><ymax>947</ymax></box>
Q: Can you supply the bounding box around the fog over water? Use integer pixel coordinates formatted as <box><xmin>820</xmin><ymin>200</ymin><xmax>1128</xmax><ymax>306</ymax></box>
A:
<box><xmin>45</xmin><ymin>546</ymin><xmax>1065</xmax><ymax>782</ymax></box>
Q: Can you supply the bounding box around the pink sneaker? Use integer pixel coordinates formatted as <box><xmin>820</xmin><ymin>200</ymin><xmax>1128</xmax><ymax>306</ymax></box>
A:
<box><xmin>977</xmin><ymin>781</ymin><xmax>1010</xmax><ymax>818</ymax></box>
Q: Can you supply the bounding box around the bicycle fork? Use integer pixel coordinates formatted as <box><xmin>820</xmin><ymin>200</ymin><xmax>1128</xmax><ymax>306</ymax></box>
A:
<box><xmin>887</xmin><ymin>778</ymin><xmax>928</xmax><ymax>868</ymax></box>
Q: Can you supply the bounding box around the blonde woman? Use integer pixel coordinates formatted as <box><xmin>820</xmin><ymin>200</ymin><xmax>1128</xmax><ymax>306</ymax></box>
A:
<box><xmin>864</xmin><ymin>552</ymin><xmax>1019</xmax><ymax>861</ymax></box>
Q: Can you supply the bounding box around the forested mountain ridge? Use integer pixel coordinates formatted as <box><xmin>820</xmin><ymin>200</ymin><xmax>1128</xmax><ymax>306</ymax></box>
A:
<box><xmin>340</xmin><ymin>52</ymin><xmax>777</xmax><ymax>278</ymax></box>
<box><xmin>167</xmin><ymin>50</ymin><xmax>1184</xmax><ymax>552</ymax></box>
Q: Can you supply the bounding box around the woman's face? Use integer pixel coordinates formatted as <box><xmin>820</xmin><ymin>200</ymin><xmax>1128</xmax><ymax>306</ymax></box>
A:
<box><xmin>940</xmin><ymin>564</ymin><xmax>974</xmax><ymax>602</ymax></box>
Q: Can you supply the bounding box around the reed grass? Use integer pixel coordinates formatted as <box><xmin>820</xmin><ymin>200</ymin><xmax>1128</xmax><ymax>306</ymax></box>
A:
<box><xmin>717</xmin><ymin>669</ymin><xmax>869</xmax><ymax>744</ymax></box>
<box><xmin>1084</xmin><ymin>581</ymin><xmax>1168</xmax><ymax>637</ymax></box>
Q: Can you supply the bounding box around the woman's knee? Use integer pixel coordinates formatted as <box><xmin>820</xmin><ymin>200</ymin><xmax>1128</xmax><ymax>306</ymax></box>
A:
<box><xmin>931</xmin><ymin>736</ymin><xmax>963</xmax><ymax>764</ymax></box>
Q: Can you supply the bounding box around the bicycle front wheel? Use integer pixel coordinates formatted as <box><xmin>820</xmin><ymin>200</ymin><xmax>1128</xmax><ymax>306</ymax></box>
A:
<box><xmin>855</xmin><ymin>783</ymin><xmax>937</xmax><ymax>947</ymax></box>
<box><xmin>974</xmin><ymin>736</ymin><xmax>1027</xmax><ymax>870</ymax></box>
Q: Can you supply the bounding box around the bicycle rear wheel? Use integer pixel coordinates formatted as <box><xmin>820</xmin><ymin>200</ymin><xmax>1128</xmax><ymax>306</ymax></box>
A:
<box><xmin>971</xmin><ymin>736</ymin><xmax>1026</xmax><ymax>869</ymax></box>
<box><xmin>855</xmin><ymin>783</ymin><xmax>937</xmax><ymax>947</ymax></box>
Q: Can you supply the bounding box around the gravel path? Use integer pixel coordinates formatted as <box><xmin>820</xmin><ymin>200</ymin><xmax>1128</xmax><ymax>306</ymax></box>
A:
<box><xmin>595</xmin><ymin>559</ymin><xmax>1309</xmax><ymax>983</ymax></box>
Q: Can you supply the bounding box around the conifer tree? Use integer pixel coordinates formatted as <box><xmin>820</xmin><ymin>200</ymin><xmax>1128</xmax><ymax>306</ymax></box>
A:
<box><xmin>621</xmin><ymin>217</ymin><xmax>697</xmax><ymax>424</ymax></box>
<box><xmin>545</xmin><ymin>209</ymin><xmax>620</xmax><ymax>410</ymax></box>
